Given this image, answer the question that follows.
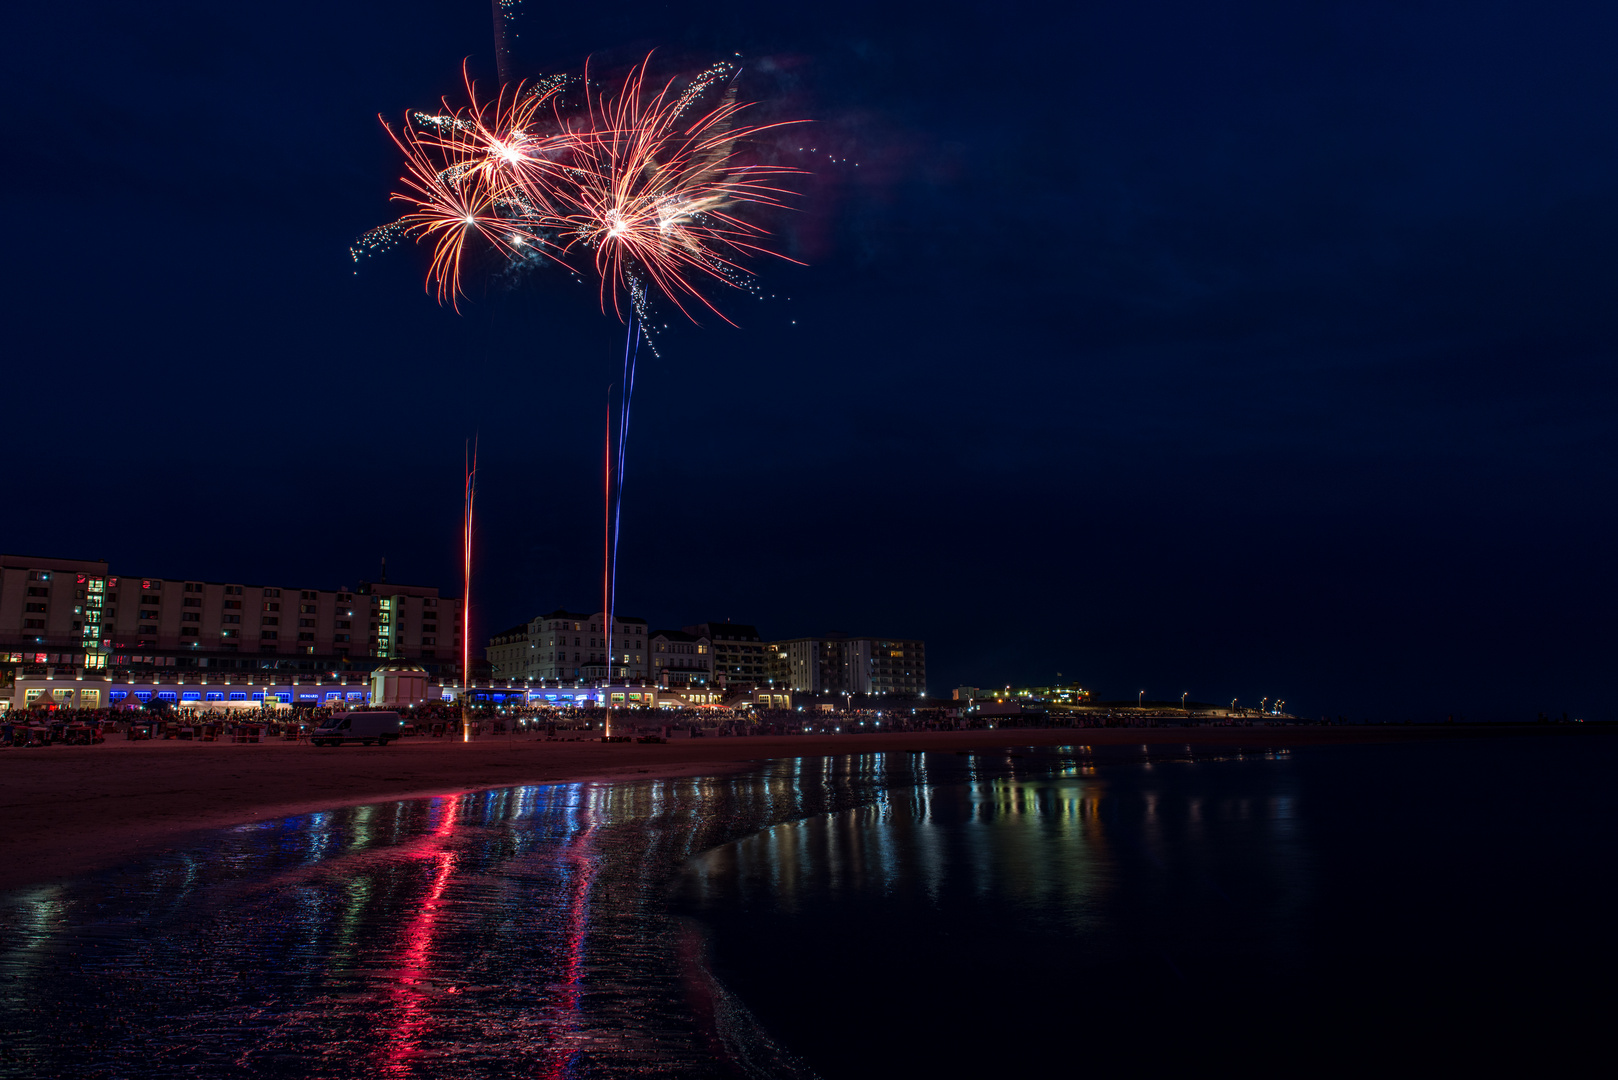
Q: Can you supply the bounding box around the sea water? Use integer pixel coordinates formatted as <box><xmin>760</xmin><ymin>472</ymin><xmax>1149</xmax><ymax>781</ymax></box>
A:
<box><xmin>2</xmin><ymin>737</ymin><xmax>1612</xmax><ymax>1077</ymax></box>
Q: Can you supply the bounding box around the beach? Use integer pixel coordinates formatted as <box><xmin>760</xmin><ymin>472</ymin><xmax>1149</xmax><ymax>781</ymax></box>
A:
<box><xmin>0</xmin><ymin>724</ymin><xmax>1601</xmax><ymax>894</ymax></box>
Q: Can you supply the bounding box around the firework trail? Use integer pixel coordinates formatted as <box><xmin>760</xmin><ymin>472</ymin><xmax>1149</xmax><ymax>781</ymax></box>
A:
<box><xmin>462</xmin><ymin>436</ymin><xmax>478</xmax><ymax>739</ymax></box>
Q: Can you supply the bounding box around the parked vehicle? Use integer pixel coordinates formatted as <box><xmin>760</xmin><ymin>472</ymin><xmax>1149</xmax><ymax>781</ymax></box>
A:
<box><xmin>311</xmin><ymin>711</ymin><xmax>402</xmax><ymax>747</ymax></box>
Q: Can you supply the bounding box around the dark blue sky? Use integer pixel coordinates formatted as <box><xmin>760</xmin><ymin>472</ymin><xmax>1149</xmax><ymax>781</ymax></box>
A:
<box><xmin>6</xmin><ymin>2</ymin><xmax>1614</xmax><ymax>720</ymax></box>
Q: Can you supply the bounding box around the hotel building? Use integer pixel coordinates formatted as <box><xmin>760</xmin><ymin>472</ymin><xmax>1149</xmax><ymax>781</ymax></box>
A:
<box><xmin>0</xmin><ymin>553</ymin><xmax>462</xmax><ymax>677</ymax></box>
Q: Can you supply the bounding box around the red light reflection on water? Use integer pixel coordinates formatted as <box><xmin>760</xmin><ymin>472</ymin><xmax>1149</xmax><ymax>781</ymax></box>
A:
<box><xmin>381</xmin><ymin>795</ymin><xmax>462</xmax><ymax>1075</ymax></box>
<box><xmin>537</xmin><ymin>813</ymin><xmax>598</xmax><ymax>1080</ymax></box>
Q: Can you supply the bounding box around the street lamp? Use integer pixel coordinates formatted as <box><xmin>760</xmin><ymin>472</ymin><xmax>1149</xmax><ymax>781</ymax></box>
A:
<box><xmin>1181</xmin><ymin>691</ymin><xmax>1188</xmax><ymax>713</ymax></box>
<box><xmin>1138</xmin><ymin>689</ymin><xmax>1144</xmax><ymax>708</ymax></box>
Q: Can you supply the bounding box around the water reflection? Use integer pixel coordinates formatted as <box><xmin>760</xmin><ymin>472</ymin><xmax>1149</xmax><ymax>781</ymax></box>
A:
<box><xmin>0</xmin><ymin>756</ymin><xmax>944</xmax><ymax>1077</ymax></box>
<box><xmin>0</xmin><ymin>746</ymin><xmax>1310</xmax><ymax>1078</ymax></box>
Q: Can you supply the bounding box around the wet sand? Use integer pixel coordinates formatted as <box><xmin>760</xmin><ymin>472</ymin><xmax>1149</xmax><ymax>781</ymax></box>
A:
<box><xmin>0</xmin><ymin>724</ymin><xmax>1601</xmax><ymax>893</ymax></box>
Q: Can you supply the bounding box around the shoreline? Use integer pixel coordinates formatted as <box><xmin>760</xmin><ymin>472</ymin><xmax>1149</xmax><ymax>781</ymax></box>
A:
<box><xmin>1</xmin><ymin>724</ymin><xmax>1605</xmax><ymax>895</ymax></box>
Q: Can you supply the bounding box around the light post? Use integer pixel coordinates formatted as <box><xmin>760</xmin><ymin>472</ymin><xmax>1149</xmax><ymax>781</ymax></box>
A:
<box><xmin>1138</xmin><ymin>689</ymin><xmax>1144</xmax><ymax>709</ymax></box>
<box><xmin>1181</xmin><ymin>691</ymin><xmax>1188</xmax><ymax>715</ymax></box>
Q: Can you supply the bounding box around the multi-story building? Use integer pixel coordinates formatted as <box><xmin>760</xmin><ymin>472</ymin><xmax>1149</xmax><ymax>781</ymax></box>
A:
<box><xmin>486</xmin><ymin>623</ymin><xmax>531</xmax><ymax>679</ymax></box>
<box><xmin>683</xmin><ymin>622</ymin><xmax>766</xmax><ymax>688</ymax></box>
<box><xmin>650</xmin><ymin>629</ymin><xmax>712</xmax><ymax>687</ymax></box>
<box><xmin>767</xmin><ymin>632</ymin><xmax>927</xmax><ymax>697</ymax></box>
<box><xmin>0</xmin><ymin>553</ymin><xmax>462</xmax><ymax>676</ymax></box>
<box><xmin>509</xmin><ymin>609</ymin><xmax>650</xmax><ymax>683</ymax></box>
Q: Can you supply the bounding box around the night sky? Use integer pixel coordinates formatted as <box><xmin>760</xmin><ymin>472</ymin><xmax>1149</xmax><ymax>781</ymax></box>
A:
<box><xmin>8</xmin><ymin>2</ymin><xmax>1615</xmax><ymax>721</ymax></box>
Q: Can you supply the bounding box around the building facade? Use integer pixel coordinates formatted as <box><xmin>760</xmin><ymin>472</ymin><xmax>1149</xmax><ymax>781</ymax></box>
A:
<box><xmin>650</xmin><ymin>629</ymin><xmax>712</xmax><ymax>687</ymax></box>
<box><xmin>683</xmin><ymin>622</ymin><xmax>766</xmax><ymax>688</ymax></box>
<box><xmin>767</xmin><ymin>632</ymin><xmax>927</xmax><ymax>697</ymax></box>
<box><xmin>0</xmin><ymin>553</ymin><xmax>463</xmax><ymax>679</ymax></box>
<box><xmin>486</xmin><ymin>623</ymin><xmax>531</xmax><ymax>679</ymax></box>
<box><xmin>502</xmin><ymin>609</ymin><xmax>651</xmax><ymax>683</ymax></box>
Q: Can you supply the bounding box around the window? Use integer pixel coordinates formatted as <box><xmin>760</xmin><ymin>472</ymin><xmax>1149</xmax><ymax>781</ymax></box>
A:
<box><xmin>422</xmin><ymin>637</ymin><xmax>436</xmax><ymax>645</ymax></box>
<box><xmin>335</xmin><ymin>620</ymin><xmax>351</xmax><ymax>629</ymax></box>
<box><xmin>424</xmin><ymin>598</ymin><xmax>436</xmax><ymax>608</ymax></box>
<box><xmin>222</xmin><ymin>614</ymin><xmax>240</xmax><ymax>624</ymax></box>
<box><xmin>224</xmin><ymin>599</ymin><xmax>241</xmax><ymax>609</ymax></box>
<box><xmin>334</xmin><ymin>633</ymin><xmax>350</xmax><ymax>642</ymax></box>
<box><xmin>423</xmin><ymin>623</ymin><xmax>437</xmax><ymax>632</ymax></box>
<box><xmin>24</xmin><ymin>603</ymin><xmax>46</xmax><ymax>613</ymax></box>
<box><xmin>300</xmin><ymin>591</ymin><xmax>316</xmax><ymax>600</ymax></box>
<box><xmin>183</xmin><ymin>598</ymin><xmax>201</xmax><ymax>607</ymax></box>
<box><xmin>184</xmin><ymin>583</ymin><xmax>203</xmax><ymax>593</ymax></box>
<box><xmin>139</xmin><ymin>609</ymin><xmax>158</xmax><ymax>619</ymax></box>
<box><xmin>142</xmin><ymin>579</ymin><xmax>160</xmax><ymax>590</ymax></box>
<box><xmin>262</xmin><ymin>616</ymin><xmax>279</xmax><ymax>626</ymax></box>
<box><xmin>180</xmin><ymin>627</ymin><xmax>199</xmax><ymax>637</ymax></box>
<box><xmin>299</xmin><ymin>604</ymin><xmax>316</xmax><ymax>614</ymax></box>
<box><xmin>263</xmin><ymin>602</ymin><xmax>280</xmax><ymax>612</ymax></box>
<box><xmin>221</xmin><ymin>629</ymin><xmax>237</xmax><ymax>638</ymax></box>
<box><xmin>139</xmin><ymin>624</ymin><xmax>157</xmax><ymax>633</ymax></box>
<box><xmin>23</xmin><ymin>619</ymin><xmax>44</xmax><ymax>629</ymax></box>
<box><xmin>298</xmin><ymin>618</ymin><xmax>314</xmax><ymax>627</ymax></box>
<box><xmin>263</xmin><ymin>588</ymin><xmax>280</xmax><ymax>598</ymax></box>
<box><xmin>225</xmin><ymin>585</ymin><xmax>243</xmax><ymax>595</ymax></box>
<box><xmin>25</xmin><ymin>586</ymin><xmax>48</xmax><ymax>597</ymax></box>
<box><xmin>261</xmin><ymin>630</ymin><xmax>278</xmax><ymax>640</ymax></box>
<box><xmin>27</xmin><ymin>571</ymin><xmax>49</xmax><ymax>581</ymax></box>
<box><xmin>182</xmin><ymin>613</ymin><xmax>200</xmax><ymax>622</ymax></box>
<box><xmin>297</xmin><ymin>632</ymin><xmax>314</xmax><ymax>642</ymax></box>
<box><xmin>336</xmin><ymin>592</ymin><xmax>352</xmax><ymax>602</ymax></box>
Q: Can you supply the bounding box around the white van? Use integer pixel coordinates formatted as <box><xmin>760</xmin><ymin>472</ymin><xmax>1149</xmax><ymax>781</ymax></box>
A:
<box><xmin>312</xmin><ymin>711</ymin><xmax>402</xmax><ymax>747</ymax></box>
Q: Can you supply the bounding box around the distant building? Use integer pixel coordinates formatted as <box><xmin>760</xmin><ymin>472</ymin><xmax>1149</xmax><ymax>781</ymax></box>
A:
<box><xmin>768</xmin><ymin>632</ymin><xmax>927</xmax><ymax>697</ymax></box>
<box><xmin>955</xmin><ymin>683</ymin><xmax>1090</xmax><ymax>707</ymax></box>
<box><xmin>505</xmin><ymin>609</ymin><xmax>650</xmax><ymax>683</ymax></box>
<box><xmin>486</xmin><ymin>623</ymin><xmax>531</xmax><ymax>679</ymax></box>
<box><xmin>650</xmin><ymin>629</ymin><xmax>712</xmax><ymax>687</ymax></box>
<box><xmin>684</xmin><ymin>622</ymin><xmax>766</xmax><ymax>688</ymax></box>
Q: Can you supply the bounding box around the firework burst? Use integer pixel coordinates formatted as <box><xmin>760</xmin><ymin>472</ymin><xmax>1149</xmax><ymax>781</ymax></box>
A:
<box><xmin>559</xmin><ymin>55</ymin><xmax>808</xmax><ymax>325</ymax></box>
<box><xmin>361</xmin><ymin>53</ymin><xmax>806</xmax><ymax>323</ymax></box>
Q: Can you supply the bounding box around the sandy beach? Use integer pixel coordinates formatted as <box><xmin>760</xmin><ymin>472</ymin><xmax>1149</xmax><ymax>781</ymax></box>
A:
<box><xmin>0</xmin><ymin>724</ymin><xmax>1603</xmax><ymax>894</ymax></box>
